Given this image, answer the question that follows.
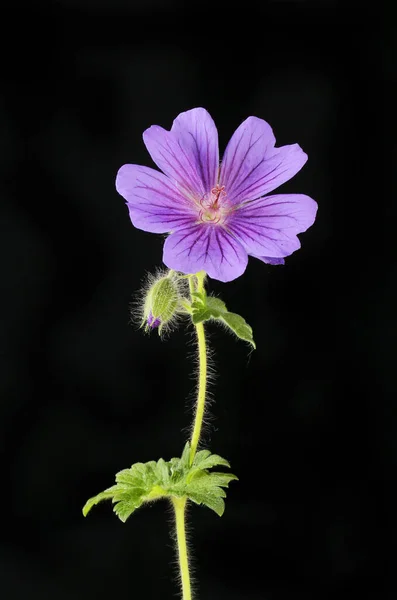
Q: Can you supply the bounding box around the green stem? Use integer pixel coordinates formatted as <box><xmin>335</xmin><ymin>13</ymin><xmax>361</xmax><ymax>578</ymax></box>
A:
<box><xmin>173</xmin><ymin>497</ymin><xmax>192</xmax><ymax>600</ymax></box>
<box><xmin>173</xmin><ymin>271</ymin><xmax>208</xmax><ymax>600</ymax></box>
<box><xmin>189</xmin><ymin>272</ymin><xmax>208</xmax><ymax>465</ymax></box>
<box><xmin>189</xmin><ymin>321</ymin><xmax>207</xmax><ymax>464</ymax></box>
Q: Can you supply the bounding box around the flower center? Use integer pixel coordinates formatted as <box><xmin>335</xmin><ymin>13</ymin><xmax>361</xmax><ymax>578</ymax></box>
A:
<box><xmin>198</xmin><ymin>185</ymin><xmax>231</xmax><ymax>225</ymax></box>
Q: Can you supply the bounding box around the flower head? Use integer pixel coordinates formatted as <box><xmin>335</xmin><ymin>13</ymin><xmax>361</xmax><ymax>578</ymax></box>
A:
<box><xmin>116</xmin><ymin>108</ymin><xmax>317</xmax><ymax>282</ymax></box>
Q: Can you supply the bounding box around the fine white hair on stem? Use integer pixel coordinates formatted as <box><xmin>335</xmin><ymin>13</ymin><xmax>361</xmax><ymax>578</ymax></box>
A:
<box><xmin>181</xmin><ymin>323</ymin><xmax>217</xmax><ymax>448</ymax></box>
<box><xmin>166</xmin><ymin>500</ymin><xmax>198</xmax><ymax>599</ymax></box>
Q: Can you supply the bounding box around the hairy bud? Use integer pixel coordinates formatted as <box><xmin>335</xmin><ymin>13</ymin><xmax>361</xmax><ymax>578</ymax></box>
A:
<box><xmin>142</xmin><ymin>272</ymin><xmax>180</xmax><ymax>334</ymax></box>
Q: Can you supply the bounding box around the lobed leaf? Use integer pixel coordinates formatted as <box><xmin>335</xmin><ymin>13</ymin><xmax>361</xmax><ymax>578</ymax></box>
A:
<box><xmin>82</xmin><ymin>486</ymin><xmax>120</xmax><ymax>517</ymax></box>
<box><xmin>193</xmin><ymin>450</ymin><xmax>231</xmax><ymax>471</ymax></box>
<box><xmin>187</xmin><ymin>489</ymin><xmax>226</xmax><ymax>517</ymax></box>
<box><xmin>83</xmin><ymin>442</ymin><xmax>237</xmax><ymax>521</ymax></box>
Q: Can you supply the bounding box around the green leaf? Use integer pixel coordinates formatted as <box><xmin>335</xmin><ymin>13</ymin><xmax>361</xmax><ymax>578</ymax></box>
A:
<box><xmin>205</xmin><ymin>296</ymin><xmax>228</xmax><ymax>316</ymax></box>
<box><xmin>184</xmin><ymin>460</ymin><xmax>238</xmax><ymax>516</ymax></box>
<box><xmin>193</xmin><ymin>450</ymin><xmax>231</xmax><ymax>470</ymax></box>
<box><xmin>83</xmin><ymin>460</ymin><xmax>167</xmax><ymax>522</ymax></box>
<box><xmin>192</xmin><ymin>448</ymin><xmax>211</xmax><ymax>463</ymax></box>
<box><xmin>112</xmin><ymin>489</ymin><xmax>147</xmax><ymax>523</ymax></box>
<box><xmin>219</xmin><ymin>311</ymin><xmax>255</xmax><ymax>348</ymax></box>
<box><xmin>82</xmin><ymin>442</ymin><xmax>238</xmax><ymax>521</ymax></box>
<box><xmin>191</xmin><ymin>305</ymin><xmax>212</xmax><ymax>324</ymax></box>
<box><xmin>185</xmin><ymin>467</ymin><xmax>236</xmax><ymax>516</ymax></box>
<box><xmin>82</xmin><ymin>486</ymin><xmax>120</xmax><ymax>517</ymax></box>
<box><xmin>190</xmin><ymin>291</ymin><xmax>211</xmax><ymax>324</ymax></box>
<box><xmin>156</xmin><ymin>458</ymin><xmax>169</xmax><ymax>483</ymax></box>
<box><xmin>191</xmin><ymin>293</ymin><xmax>255</xmax><ymax>348</ymax></box>
<box><xmin>187</xmin><ymin>452</ymin><xmax>231</xmax><ymax>483</ymax></box>
<box><xmin>207</xmin><ymin>472</ymin><xmax>239</xmax><ymax>487</ymax></box>
<box><xmin>188</xmin><ymin>490</ymin><xmax>226</xmax><ymax>517</ymax></box>
<box><xmin>203</xmin><ymin>495</ymin><xmax>225</xmax><ymax>517</ymax></box>
<box><xmin>180</xmin><ymin>442</ymin><xmax>191</xmax><ymax>469</ymax></box>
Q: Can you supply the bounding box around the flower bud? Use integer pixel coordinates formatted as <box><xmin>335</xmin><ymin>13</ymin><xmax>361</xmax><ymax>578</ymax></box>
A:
<box><xmin>142</xmin><ymin>273</ymin><xmax>179</xmax><ymax>334</ymax></box>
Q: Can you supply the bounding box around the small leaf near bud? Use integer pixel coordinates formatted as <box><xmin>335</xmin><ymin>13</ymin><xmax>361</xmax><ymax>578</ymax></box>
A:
<box><xmin>191</xmin><ymin>292</ymin><xmax>256</xmax><ymax>348</ymax></box>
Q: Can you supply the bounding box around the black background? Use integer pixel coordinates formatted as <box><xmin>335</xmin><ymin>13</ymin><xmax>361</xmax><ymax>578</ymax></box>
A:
<box><xmin>1</xmin><ymin>0</ymin><xmax>395</xmax><ymax>599</ymax></box>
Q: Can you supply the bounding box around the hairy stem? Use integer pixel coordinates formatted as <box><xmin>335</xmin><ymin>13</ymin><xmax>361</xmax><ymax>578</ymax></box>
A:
<box><xmin>189</xmin><ymin>321</ymin><xmax>207</xmax><ymax>463</ymax></box>
<box><xmin>173</xmin><ymin>272</ymin><xmax>208</xmax><ymax>600</ymax></box>
<box><xmin>189</xmin><ymin>272</ymin><xmax>208</xmax><ymax>465</ymax></box>
<box><xmin>173</xmin><ymin>497</ymin><xmax>192</xmax><ymax>600</ymax></box>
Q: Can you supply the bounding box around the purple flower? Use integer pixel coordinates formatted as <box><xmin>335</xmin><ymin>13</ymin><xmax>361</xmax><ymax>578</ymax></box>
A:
<box><xmin>116</xmin><ymin>108</ymin><xmax>317</xmax><ymax>282</ymax></box>
<box><xmin>147</xmin><ymin>311</ymin><xmax>161</xmax><ymax>329</ymax></box>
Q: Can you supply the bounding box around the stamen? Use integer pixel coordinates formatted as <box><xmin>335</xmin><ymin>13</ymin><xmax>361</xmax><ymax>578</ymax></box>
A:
<box><xmin>210</xmin><ymin>185</ymin><xmax>226</xmax><ymax>208</ymax></box>
<box><xmin>196</xmin><ymin>185</ymin><xmax>232</xmax><ymax>225</ymax></box>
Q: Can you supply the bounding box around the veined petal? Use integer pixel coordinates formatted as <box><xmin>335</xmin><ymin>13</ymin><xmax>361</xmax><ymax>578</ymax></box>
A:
<box><xmin>220</xmin><ymin>116</ymin><xmax>307</xmax><ymax>204</ymax></box>
<box><xmin>171</xmin><ymin>107</ymin><xmax>219</xmax><ymax>191</ymax></box>
<box><xmin>163</xmin><ymin>224</ymin><xmax>248</xmax><ymax>283</ymax></box>
<box><xmin>143</xmin><ymin>125</ymin><xmax>205</xmax><ymax>199</ymax></box>
<box><xmin>219</xmin><ymin>116</ymin><xmax>275</xmax><ymax>198</ymax></box>
<box><xmin>228</xmin><ymin>193</ymin><xmax>318</xmax><ymax>258</ymax></box>
<box><xmin>116</xmin><ymin>164</ymin><xmax>196</xmax><ymax>233</ymax></box>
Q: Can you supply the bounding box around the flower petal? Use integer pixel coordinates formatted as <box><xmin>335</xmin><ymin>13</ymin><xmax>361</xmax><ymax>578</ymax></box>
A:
<box><xmin>116</xmin><ymin>164</ymin><xmax>196</xmax><ymax>233</ymax></box>
<box><xmin>143</xmin><ymin>124</ymin><xmax>205</xmax><ymax>199</ymax></box>
<box><xmin>257</xmin><ymin>257</ymin><xmax>285</xmax><ymax>265</ymax></box>
<box><xmin>219</xmin><ymin>116</ymin><xmax>307</xmax><ymax>204</ymax></box>
<box><xmin>171</xmin><ymin>107</ymin><xmax>219</xmax><ymax>192</ymax></box>
<box><xmin>227</xmin><ymin>193</ymin><xmax>318</xmax><ymax>258</ymax></box>
<box><xmin>163</xmin><ymin>224</ymin><xmax>248</xmax><ymax>283</ymax></box>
